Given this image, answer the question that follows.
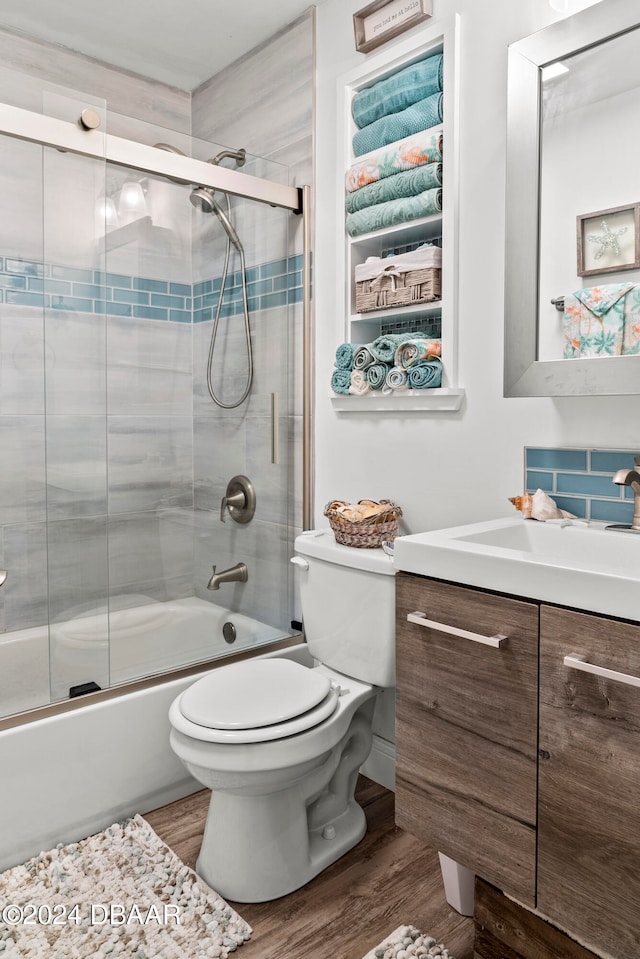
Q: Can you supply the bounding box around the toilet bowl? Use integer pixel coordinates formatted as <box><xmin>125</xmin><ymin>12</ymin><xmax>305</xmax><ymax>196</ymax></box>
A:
<box><xmin>168</xmin><ymin>529</ymin><xmax>395</xmax><ymax>903</ymax></box>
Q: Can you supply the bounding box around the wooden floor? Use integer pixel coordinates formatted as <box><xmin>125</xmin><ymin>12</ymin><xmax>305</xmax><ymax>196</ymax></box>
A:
<box><xmin>146</xmin><ymin>776</ymin><xmax>474</xmax><ymax>959</ymax></box>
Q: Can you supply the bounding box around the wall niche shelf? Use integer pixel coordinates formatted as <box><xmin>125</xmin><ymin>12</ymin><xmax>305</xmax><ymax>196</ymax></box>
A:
<box><xmin>334</xmin><ymin>16</ymin><xmax>462</xmax><ymax>413</ymax></box>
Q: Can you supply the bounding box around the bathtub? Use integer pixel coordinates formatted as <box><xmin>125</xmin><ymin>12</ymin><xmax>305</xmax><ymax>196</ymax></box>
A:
<box><xmin>0</xmin><ymin>598</ymin><xmax>308</xmax><ymax>871</ymax></box>
<box><xmin>1</xmin><ymin>595</ymin><xmax>286</xmax><ymax>715</ymax></box>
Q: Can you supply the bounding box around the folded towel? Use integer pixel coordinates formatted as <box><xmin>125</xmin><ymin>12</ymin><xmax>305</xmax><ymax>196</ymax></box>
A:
<box><xmin>346</xmin><ymin>130</ymin><xmax>443</xmax><ymax>193</ymax></box>
<box><xmin>407</xmin><ymin>360</ymin><xmax>442</xmax><ymax>389</ymax></box>
<box><xmin>335</xmin><ymin>342</ymin><xmax>360</xmax><ymax>371</ymax></box>
<box><xmin>365</xmin><ymin>362</ymin><xmax>390</xmax><ymax>390</ymax></box>
<box><xmin>346</xmin><ymin>163</ymin><xmax>442</xmax><ymax>214</ymax></box>
<box><xmin>346</xmin><ymin>189</ymin><xmax>442</xmax><ymax>237</ymax></box>
<box><xmin>349</xmin><ymin>369</ymin><xmax>371</xmax><ymax>395</ymax></box>
<box><xmin>385</xmin><ymin>366</ymin><xmax>409</xmax><ymax>391</ymax></box>
<box><xmin>352</xmin><ymin>344</ymin><xmax>376</xmax><ymax>370</ymax></box>
<box><xmin>331</xmin><ymin>368</ymin><xmax>351</xmax><ymax>394</ymax></box>
<box><xmin>353</xmin><ymin>93</ymin><xmax>443</xmax><ymax>158</ymax></box>
<box><xmin>370</xmin><ymin>332</ymin><xmax>425</xmax><ymax>363</ymax></box>
<box><xmin>394</xmin><ymin>337</ymin><xmax>442</xmax><ymax>369</ymax></box>
<box><xmin>352</xmin><ymin>53</ymin><xmax>443</xmax><ymax>129</ymax></box>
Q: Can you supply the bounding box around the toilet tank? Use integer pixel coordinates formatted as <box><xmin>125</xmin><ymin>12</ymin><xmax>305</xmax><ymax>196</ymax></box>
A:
<box><xmin>293</xmin><ymin>530</ymin><xmax>396</xmax><ymax>687</ymax></box>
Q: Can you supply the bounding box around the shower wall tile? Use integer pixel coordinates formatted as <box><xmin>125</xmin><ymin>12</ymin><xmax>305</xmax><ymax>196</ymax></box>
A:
<box><xmin>107</xmin><ymin>416</ymin><xmax>193</xmax><ymax>514</ymax></box>
<box><xmin>2</xmin><ymin>522</ymin><xmax>50</xmax><ymax>631</ymax></box>
<box><xmin>45</xmin><ymin>414</ymin><xmax>107</xmax><ymax>519</ymax></box>
<box><xmin>107</xmin><ymin>509</ymin><xmax>194</xmax><ymax>603</ymax></box>
<box><xmin>0</xmin><ymin>308</ymin><xmax>45</xmax><ymax>415</ymax></box>
<box><xmin>44</xmin><ymin>310</ymin><xmax>107</xmax><ymax>414</ymax></box>
<box><xmin>46</xmin><ymin>517</ymin><xmax>109</xmax><ymax>624</ymax></box>
<box><xmin>194</xmin><ymin>413</ymin><xmax>247</xmax><ymax>511</ymax></box>
<box><xmin>106</xmin><ymin>314</ymin><xmax>192</xmax><ymax>415</ymax></box>
<box><xmin>0</xmin><ymin>416</ymin><xmax>46</xmax><ymax>526</ymax></box>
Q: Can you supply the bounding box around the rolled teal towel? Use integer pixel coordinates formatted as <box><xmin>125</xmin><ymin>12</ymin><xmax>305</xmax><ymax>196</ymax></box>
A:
<box><xmin>331</xmin><ymin>368</ymin><xmax>351</xmax><ymax>394</ymax></box>
<box><xmin>407</xmin><ymin>360</ymin><xmax>442</xmax><ymax>389</ymax></box>
<box><xmin>385</xmin><ymin>366</ymin><xmax>409</xmax><ymax>391</ymax></box>
<box><xmin>370</xmin><ymin>332</ymin><xmax>425</xmax><ymax>363</ymax></box>
<box><xmin>352</xmin><ymin>53</ymin><xmax>443</xmax><ymax>129</ymax></box>
<box><xmin>346</xmin><ymin>189</ymin><xmax>442</xmax><ymax>237</ymax></box>
<box><xmin>365</xmin><ymin>362</ymin><xmax>390</xmax><ymax>390</ymax></box>
<box><xmin>335</xmin><ymin>342</ymin><xmax>359</xmax><ymax>371</ymax></box>
<box><xmin>353</xmin><ymin>344</ymin><xmax>376</xmax><ymax>370</ymax></box>
<box><xmin>346</xmin><ymin>163</ymin><xmax>442</xmax><ymax>214</ymax></box>
<box><xmin>352</xmin><ymin>92</ymin><xmax>443</xmax><ymax>158</ymax></box>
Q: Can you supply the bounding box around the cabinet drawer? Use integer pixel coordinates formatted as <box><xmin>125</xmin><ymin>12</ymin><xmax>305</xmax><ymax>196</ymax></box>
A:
<box><xmin>538</xmin><ymin>605</ymin><xmax>640</xmax><ymax>959</ymax></box>
<box><xmin>395</xmin><ymin>573</ymin><xmax>538</xmax><ymax>906</ymax></box>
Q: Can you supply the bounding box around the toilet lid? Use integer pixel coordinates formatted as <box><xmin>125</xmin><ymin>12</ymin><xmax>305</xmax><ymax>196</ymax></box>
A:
<box><xmin>180</xmin><ymin>659</ymin><xmax>333</xmax><ymax>730</ymax></box>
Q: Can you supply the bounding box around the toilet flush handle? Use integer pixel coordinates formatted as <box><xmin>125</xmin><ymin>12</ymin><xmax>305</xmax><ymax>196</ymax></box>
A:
<box><xmin>290</xmin><ymin>556</ymin><xmax>309</xmax><ymax>570</ymax></box>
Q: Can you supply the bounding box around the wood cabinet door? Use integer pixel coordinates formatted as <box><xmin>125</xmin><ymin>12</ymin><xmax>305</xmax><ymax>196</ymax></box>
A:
<box><xmin>395</xmin><ymin>573</ymin><xmax>539</xmax><ymax>906</ymax></box>
<box><xmin>538</xmin><ymin>605</ymin><xmax>640</xmax><ymax>959</ymax></box>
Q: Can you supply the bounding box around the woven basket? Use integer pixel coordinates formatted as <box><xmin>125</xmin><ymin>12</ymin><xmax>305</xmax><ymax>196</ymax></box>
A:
<box><xmin>355</xmin><ymin>267</ymin><xmax>441</xmax><ymax>313</ymax></box>
<box><xmin>324</xmin><ymin>499</ymin><xmax>403</xmax><ymax>548</ymax></box>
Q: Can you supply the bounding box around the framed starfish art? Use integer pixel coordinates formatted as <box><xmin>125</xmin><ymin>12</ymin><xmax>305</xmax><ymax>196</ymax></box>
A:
<box><xmin>577</xmin><ymin>203</ymin><xmax>640</xmax><ymax>278</ymax></box>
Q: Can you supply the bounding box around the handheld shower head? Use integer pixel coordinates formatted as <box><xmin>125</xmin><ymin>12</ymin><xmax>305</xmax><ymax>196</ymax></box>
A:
<box><xmin>190</xmin><ymin>187</ymin><xmax>243</xmax><ymax>252</ymax></box>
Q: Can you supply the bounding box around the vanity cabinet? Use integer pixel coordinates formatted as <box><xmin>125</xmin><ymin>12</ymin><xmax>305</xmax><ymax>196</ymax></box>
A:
<box><xmin>395</xmin><ymin>573</ymin><xmax>539</xmax><ymax>907</ymax></box>
<box><xmin>396</xmin><ymin>572</ymin><xmax>640</xmax><ymax>959</ymax></box>
<box><xmin>537</xmin><ymin>605</ymin><xmax>640</xmax><ymax>959</ymax></box>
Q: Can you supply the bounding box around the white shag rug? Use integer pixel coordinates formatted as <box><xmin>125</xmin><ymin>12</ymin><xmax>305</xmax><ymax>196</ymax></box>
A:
<box><xmin>0</xmin><ymin>814</ymin><xmax>251</xmax><ymax>958</ymax></box>
<box><xmin>362</xmin><ymin>924</ymin><xmax>454</xmax><ymax>959</ymax></box>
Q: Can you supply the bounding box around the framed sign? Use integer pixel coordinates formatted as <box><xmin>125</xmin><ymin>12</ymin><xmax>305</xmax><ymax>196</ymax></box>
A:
<box><xmin>577</xmin><ymin>203</ymin><xmax>640</xmax><ymax>278</ymax></box>
<box><xmin>353</xmin><ymin>0</ymin><xmax>433</xmax><ymax>54</ymax></box>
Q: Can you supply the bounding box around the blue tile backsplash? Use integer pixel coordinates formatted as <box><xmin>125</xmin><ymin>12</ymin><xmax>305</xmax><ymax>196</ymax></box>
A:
<box><xmin>0</xmin><ymin>252</ymin><xmax>304</xmax><ymax>322</ymax></box>
<box><xmin>525</xmin><ymin>447</ymin><xmax>637</xmax><ymax>524</ymax></box>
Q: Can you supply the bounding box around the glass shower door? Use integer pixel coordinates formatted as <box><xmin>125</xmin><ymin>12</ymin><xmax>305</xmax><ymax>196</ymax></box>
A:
<box><xmin>41</xmin><ymin>93</ymin><xmax>111</xmax><ymax>702</ymax></box>
<box><xmin>0</xmin><ymin>131</ymin><xmax>50</xmax><ymax>717</ymax></box>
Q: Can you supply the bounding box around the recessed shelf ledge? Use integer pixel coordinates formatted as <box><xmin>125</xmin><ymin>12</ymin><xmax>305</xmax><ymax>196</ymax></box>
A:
<box><xmin>330</xmin><ymin>388</ymin><xmax>464</xmax><ymax>412</ymax></box>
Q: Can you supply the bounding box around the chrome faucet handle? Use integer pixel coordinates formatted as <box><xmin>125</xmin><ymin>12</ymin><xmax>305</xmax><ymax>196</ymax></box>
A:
<box><xmin>219</xmin><ymin>475</ymin><xmax>256</xmax><ymax>524</ymax></box>
<box><xmin>220</xmin><ymin>490</ymin><xmax>246</xmax><ymax>523</ymax></box>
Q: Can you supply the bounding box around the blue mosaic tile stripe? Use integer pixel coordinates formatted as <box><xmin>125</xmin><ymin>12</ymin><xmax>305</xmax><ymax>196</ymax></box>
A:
<box><xmin>525</xmin><ymin>446</ymin><xmax>637</xmax><ymax>524</ymax></box>
<box><xmin>0</xmin><ymin>252</ymin><xmax>305</xmax><ymax>323</ymax></box>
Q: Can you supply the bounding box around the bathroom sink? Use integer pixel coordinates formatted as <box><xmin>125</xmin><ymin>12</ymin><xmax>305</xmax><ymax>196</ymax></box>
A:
<box><xmin>393</xmin><ymin>517</ymin><xmax>640</xmax><ymax>621</ymax></box>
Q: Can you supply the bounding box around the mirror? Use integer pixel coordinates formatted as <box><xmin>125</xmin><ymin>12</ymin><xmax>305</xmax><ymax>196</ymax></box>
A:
<box><xmin>504</xmin><ymin>0</ymin><xmax>640</xmax><ymax>395</ymax></box>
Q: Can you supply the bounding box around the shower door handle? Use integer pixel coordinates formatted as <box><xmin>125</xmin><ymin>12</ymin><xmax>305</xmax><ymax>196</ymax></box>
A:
<box><xmin>0</xmin><ymin>570</ymin><xmax>7</xmax><ymax>588</ymax></box>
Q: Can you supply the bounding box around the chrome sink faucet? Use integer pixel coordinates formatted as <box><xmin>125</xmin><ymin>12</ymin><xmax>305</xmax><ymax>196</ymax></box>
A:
<box><xmin>207</xmin><ymin>562</ymin><xmax>249</xmax><ymax>590</ymax></box>
<box><xmin>613</xmin><ymin>455</ymin><xmax>640</xmax><ymax>531</ymax></box>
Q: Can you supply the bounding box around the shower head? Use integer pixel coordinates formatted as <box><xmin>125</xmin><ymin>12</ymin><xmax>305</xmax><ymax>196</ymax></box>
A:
<box><xmin>190</xmin><ymin>186</ymin><xmax>243</xmax><ymax>252</ymax></box>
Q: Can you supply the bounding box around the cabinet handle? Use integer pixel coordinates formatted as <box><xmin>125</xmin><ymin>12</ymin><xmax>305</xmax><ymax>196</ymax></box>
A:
<box><xmin>407</xmin><ymin>611</ymin><xmax>508</xmax><ymax>648</ymax></box>
<box><xmin>564</xmin><ymin>653</ymin><xmax>640</xmax><ymax>688</ymax></box>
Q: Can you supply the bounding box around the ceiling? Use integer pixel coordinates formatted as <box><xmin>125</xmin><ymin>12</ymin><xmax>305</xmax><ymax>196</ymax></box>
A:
<box><xmin>0</xmin><ymin>0</ymin><xmax>317</xmax><ymax>91</ymax></box>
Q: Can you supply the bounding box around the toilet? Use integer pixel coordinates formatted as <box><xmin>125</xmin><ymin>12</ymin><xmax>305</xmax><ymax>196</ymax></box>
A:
<box><xmin>168</xmin><ymin>528</ymin><xmax>395</xmax><ymax>903</ymax></box>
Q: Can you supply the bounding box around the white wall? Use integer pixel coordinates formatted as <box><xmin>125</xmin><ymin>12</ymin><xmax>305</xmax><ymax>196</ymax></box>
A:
<box><xmin>314</xmin><ymin>0</ymin><xmax>640</xmax><ymax>535</ymax></box>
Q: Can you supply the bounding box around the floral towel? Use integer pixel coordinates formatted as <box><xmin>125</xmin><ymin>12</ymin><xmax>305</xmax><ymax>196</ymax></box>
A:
<box><xmin>562</xmin><ymin>283</ymin><xmax>638</xmax><ymax>357</ymax></box>
<box><xmin>345</xmin><ymin>129</ymin><xmax>443</xmax><ymax>193</ymax></box>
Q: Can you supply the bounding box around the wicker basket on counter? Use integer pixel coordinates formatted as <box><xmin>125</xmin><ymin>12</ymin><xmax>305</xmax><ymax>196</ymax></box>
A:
<box><xmin>354</xmin><ymin>246</ymin><xmax>442</xmax><ymax>314</ymax></box>
<box><xmin>324</xmin><ymin>499</ymin><xmax>402</xmax><ymax>548</ymax></box>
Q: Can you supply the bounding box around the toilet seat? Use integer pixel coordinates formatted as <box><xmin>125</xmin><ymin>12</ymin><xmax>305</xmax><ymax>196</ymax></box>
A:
<box><xmin>177</xmin><ymin>659</ymin><xmax>341</xmax><ymax>744</ymax></box>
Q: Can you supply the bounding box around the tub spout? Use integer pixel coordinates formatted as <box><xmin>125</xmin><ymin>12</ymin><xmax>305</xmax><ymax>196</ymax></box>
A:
<box><xmin>207</xmin><ymin>562</ymin><xmax>248</xmax><ymax>590</ymax></box>
<box><xmin>613</xmin><ymin>461</ymin><xmax>640</xmax><ymax>530</ymax></box>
